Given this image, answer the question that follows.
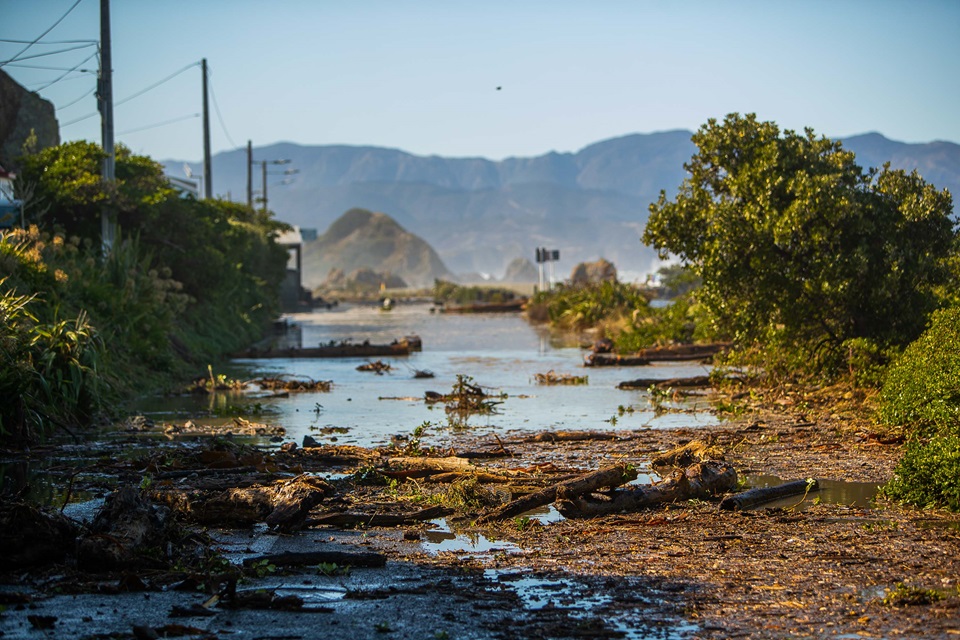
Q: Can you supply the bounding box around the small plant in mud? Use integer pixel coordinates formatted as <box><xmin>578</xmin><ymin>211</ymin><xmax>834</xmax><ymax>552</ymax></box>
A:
<box><xmin>247</xmin><ymin>559</ymin><xmax>277</xmax><ymax>578</ymax></box>
<box><xmin>351</xmin><ymin>465</ymin><xmax>390</xmax><ymax>486</ymax></box>
<box><xmin>374</xmin><ymin>621</ymin><xmax>393</xmax><ymax>633</ymax></box>
<box><xmin>882</xmin><ymin>582</ymin><xmax>947</xmax><ymax>607</ymax></box>
<box><xmin>441</xmin><ymin>374</ymin><xmax>504</xmax><ymax>429</ymax></box>
<box><xmin>438</xmin><ymin>477</ymin><xmax>504</xmax><ymax>512</ymax></box>
<box><xmin>316</xmin><ymin>562</ymin><xmax>349</xmax><ymax>577</ymax></box>
<box><xmin>648</xmin><ymin>385</ymin><xmax>675</xmax><ymax>415</ymax></box>
<box><xmin>395</xmin><ymin>421</ymin><xmax>433</xmax><ymax>456</ymax></box>
<box><xmin>513</xmin><ymin>516</ymin><xmax>537</xmax><ymax>532</ymax></box>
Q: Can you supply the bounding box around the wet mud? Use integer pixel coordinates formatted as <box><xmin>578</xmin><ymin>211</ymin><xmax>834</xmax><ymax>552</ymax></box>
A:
<box><xmin>1</xmin><ymin>389</ymin><xmax>958</xmax><ymax>639</ymax></box>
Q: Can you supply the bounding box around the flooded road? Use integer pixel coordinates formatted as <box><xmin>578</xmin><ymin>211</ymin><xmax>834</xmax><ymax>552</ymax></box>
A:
<box><xmin>139</xmin><ymin>303</ymin><xmax>718</xmax><ymax>448</ymax></box>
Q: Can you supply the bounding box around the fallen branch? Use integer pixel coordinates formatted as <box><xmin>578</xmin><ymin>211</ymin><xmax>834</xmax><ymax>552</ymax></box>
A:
<box><xmin>617</xmin><ymin>375</ymin><xmax>712</xmax><ymax>390</ymax></box>
<box><xmin>557</xmin><ymin>461</ymin><xmax>737</xmax><ymax>518</ymax></box>
<box><xmin>307</xmin><ymin>505</ymin><xmax>451</xmax><ymax>528</ymax></box>
<box><xmin>719</xmin><ymin>478</ymin><xmax>819</xmax><ymax>511</ymax></box>
<box><xmin>476</xmin><ymin>464</ymin><xmax>637</xmax><ymax>524</ymax></box>
<box><xmin>521</xmin><ymin>431</ymin><xmax>618</xmax><ymax>443</ymax></box>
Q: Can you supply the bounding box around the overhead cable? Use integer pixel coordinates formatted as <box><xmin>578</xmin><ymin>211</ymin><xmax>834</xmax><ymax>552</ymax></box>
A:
<box><xmin>207</xmin><ymin>70</ymin><xmax>239</xmax><ymax>149</ymax></box>
<box><xmin>1</xmin><ymin>42</ymin><xmax>95</xmax><ymax>64</ymax></box>
<box><xmin>35</xmin><ymin>49</ymin><xmax>99</xmax><ymax>91</ymax></box>
<box><xmin>118</xmin><ymin>113</ymin><xmax>200</xmax><ymax>136</ymax></box>
<box><xmin>0</xmin><ymin>0</ymin><xmax>85</xmax><ymax>67</ymax></box>
<box><xmin>61</xmin><ymin>61</ymin><xmax>202</xmax><ymax>128</ymax></box>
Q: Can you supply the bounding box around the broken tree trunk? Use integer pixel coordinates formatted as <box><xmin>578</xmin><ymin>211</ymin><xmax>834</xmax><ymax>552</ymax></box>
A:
<box><xmin>556</xmin><ymin>461</ymin><xmax>737</xmax><ymax>518</ymax></box>
<box><xmin>719</xmin><ymin>478</ymin><xmax>819</xmax><ymax>511</ymax></box>
<box><xmin>476</xmin><ymin>463</ymin><xmax>637</xmax><ymax>524</ymax></box>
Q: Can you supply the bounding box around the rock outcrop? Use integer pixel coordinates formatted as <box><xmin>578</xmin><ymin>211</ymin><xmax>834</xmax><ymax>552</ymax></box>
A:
<box><xmin>0</xmin><ymin>70</ymin><xmax>59</xmax><ymax>169</ymax></box>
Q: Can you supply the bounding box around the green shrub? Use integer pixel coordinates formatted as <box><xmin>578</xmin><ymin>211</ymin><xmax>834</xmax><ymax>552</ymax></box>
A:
<box><xmin>879</xmin><ymin>306</ymin><xmax>960</xmax><ymax>435</ymax></box>
<box><xmin>0</xmin><ymin>281</ymin><xmax>106</xmax><ymax>443</ymax></box>
<box><xmin>879</xmin><ymin>305</ymin><xmax>960</xmax><ymax>511</ymax></box>
<box><xmin>530</xmin><ymin>280</ymin><xmax>649</xmax><ymax>331</ymax></box>
<box><xmin>881</xmin><ymin>434</ymin><xmax>960</xmax><ymax>512</ymax></box>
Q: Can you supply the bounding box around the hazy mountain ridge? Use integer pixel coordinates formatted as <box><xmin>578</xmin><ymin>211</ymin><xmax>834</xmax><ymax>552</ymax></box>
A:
<box><xmin>301</xmin><ymin>208</ymin><xmax>452</xmax><ymax>289</ymax></box>
<box><xmin>166</xmin><ymin>131</ymin><xmax>958</xmax><ymax>276</ymax></box>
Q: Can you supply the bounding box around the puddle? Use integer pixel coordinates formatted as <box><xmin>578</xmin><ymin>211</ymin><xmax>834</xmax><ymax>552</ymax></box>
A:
<box><xmin>740</xmin><ymin>475</ymin><xmax>881</xmax><ymax>510</ymax></box>
<box><xmin>422</xmin><ymin>519</ymin><xmax>520</xmax><ymax>555</ymax></box>
<box><xmin>917</xmin><ymin>519</ymin><xmax>960</xmax><ymax>531</ymax></box>
<box><xmin>520</xmin><ymin>504</ymin><xmax>565</xmax><ymax>524</ymax></box>
<box><xmin>484</xmin><ymin>569</ymin><xmax>699</xmax><ymax>639</ymax></box>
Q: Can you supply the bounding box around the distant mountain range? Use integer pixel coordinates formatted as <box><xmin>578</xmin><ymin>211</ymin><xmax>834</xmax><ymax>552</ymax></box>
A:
<box><xmin>164</xmin><ymin>131</ymin><xmax>959</xmax><ymax>278</ymax></box>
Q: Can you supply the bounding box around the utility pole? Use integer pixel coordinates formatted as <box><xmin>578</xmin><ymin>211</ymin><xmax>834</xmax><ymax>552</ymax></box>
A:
<box><xmin>98</xmin><ymin>0</ymin><xmax>116</xmax><ymax>252</ymax></box>
<box><xmin>246</xmin><ymin>140</ymin><xmax>253</xmax><ymax>208</ymax></box>
<box><xmin>201</xmin><ymin>58</ymin><xmax>212</xmax><ymax>199</ymax></box>
<box><xmin>261</xmin><ymin>160</ymin><xmax>267</xmax><ymax>214</ymax></box>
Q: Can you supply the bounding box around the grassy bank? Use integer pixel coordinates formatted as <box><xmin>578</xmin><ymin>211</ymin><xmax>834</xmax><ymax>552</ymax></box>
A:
<box><xmin>1</xmin><ymin>142</ymin><xmax>288</xmax><ymax>446</ymax></box>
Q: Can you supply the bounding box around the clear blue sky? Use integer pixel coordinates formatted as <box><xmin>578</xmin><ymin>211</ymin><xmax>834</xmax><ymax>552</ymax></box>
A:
<box><xmin>2</xmin><ymin>0</ymin><xmax>958</xmax><ymax>163</ymax></box>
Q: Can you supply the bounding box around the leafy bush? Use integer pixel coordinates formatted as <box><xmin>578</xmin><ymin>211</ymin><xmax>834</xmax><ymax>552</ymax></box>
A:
<box><xmin>879</xmin><ymin>306</ymin><xmax>960</xmax><ymax>435</ymax></box>
<box><xmin>528</xmin><ymin>280</ymin><xmax>649</xmax><ymax>331</ymax></box>
<box><xmin>433</xmin><ymin>279</ymin><xmax>517</xmax><ymax>305</ymax></box>
<box><xmin>879</xmin><ymin>305</ymin><xmax>960</xmax><ymax>511</ymax></box>
<box><xmin>1</xmin><ymin>142</ymin><xmax>290</xmax><ymax>445</ymax></box>
<box><xmin>614</xmin><ymin>292</ymin><xmax>720</xmax><ymax>351</ymax></box>
<box><xmin>0</xmin><ymin>280</ymin><xmax>106</xmax><ymax>443</ymax></box>
<box><xmin>643</xmin><ymin>113</ymin><xmax>957</xmax><ymax>377</ymax></box>
<box><xmin>882</xmin><ymin>434</ymin><xmax>960</xmax><ymax>512</ymax></box>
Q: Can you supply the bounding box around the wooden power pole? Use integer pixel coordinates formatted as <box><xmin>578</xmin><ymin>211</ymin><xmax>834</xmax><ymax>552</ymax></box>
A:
<box><xmin>98</xmin><ymin>0</ymin><xmax>116</xmax><ymax>251</ymax></box>
<box><xmin>202</xmin><ymin>58</ymin><xmax>212</xmax><ymax>199</ymax></box>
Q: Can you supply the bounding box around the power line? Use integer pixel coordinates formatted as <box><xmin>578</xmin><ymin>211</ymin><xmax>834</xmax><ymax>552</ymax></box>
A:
<box><xmin>115</xmin><ymin>61</ymin><xmax>200</xmax><ymax>107</ymax></box>
<box><xmin>118</xmin><ymin>113</ymin><xmax>200</xmax><ymax>136</ymax></box>
<box><xmin>4</xmin><ymin>61</ymin><xmax>97</xmax><ymax>71</ymax></box>
<box><xmin>207</xmin><ymin>70</ymin><xmax>238</xmax><ymax>149</ymax></box>
<box><xmin>0</xmin><ymin>0</ymin><xmax>85</xmax><ymax>67</ymax></box>
<box><xmin>0</xmin><ymin>43</ymin><xmax>95</xmax><ymax>64</ymax></box>
<box><xmin>61</xmin><ymin>61</ymin><xmax>201</xmax><ymax>128</ymax></box>
<box><xmin>57</xmin><ymin>86</ymin><xmax>97</xmax><ymax>110</ymax></box>
<box><xmin>35</xmin><ymin>49</ymin><xmax>99</xmax><ymax>91</ymax></box>
<box><xmin>0</xmin><ymin>38</ymin><xmax>97</xmax><ymax>45</ymax></box>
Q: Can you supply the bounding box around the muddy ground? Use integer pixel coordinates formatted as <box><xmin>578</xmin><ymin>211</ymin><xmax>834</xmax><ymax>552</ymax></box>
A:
<box><xmin>1</xmin><ymin>384</ymin><xmax>958</xmax><ymax>640</ymax></box>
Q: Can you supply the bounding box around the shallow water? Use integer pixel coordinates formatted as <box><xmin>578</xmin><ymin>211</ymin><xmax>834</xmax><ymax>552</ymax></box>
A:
<box><xmin>137</xmin><ymin>303</ymin><xmax>718</xmax><ymax>448</ymax></box>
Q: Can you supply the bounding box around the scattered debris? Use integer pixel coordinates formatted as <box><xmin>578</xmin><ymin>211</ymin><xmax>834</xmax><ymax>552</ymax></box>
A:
<box><xmin>256</xmin><ymin>376</ymin><xmax>333</xmax><ymax>392</ymax></box>
<box><xmin>357</xmin><ymin>360</ymin><xmax>393</xmax><ymax>374</ymax></box>
<box><xmin>533</xmin><ymin>370</ymin><xmax>588</xmax><ymax>385</ymax></box>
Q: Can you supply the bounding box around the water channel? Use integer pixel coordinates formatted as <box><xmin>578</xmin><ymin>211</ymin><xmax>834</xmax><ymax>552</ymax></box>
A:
<box><xmin>137</xmin><ymin>302</ymin><xmax>719</xmax><ymax>449</ymax></box>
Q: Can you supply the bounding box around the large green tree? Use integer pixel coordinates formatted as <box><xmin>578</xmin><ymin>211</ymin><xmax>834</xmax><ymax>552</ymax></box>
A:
<box><xmin>643</xmin><ymin>113</ymin><xmax>957</xmax><ymax>372</ymax></box>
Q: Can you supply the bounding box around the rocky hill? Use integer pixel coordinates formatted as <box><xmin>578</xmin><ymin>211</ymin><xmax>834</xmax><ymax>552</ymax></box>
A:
<box><xmin>168</xmin><ymin>131</ymin><xmax>958</xmax><ymax>278</ymax></box>
<box><xmin>301</xmin><ymin>208</ymin><xmax>452</xmax><ymax>289</ymax></box>
<box><xmin>0</xmin><ymin>70</ymin><xmax>59</xmax><ymax>169</ymax></box>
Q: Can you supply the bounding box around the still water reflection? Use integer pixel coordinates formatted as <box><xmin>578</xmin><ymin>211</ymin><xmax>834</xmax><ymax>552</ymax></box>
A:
<box><xmin>138</xmin><ymin>303</ymin><xmax>718</xmax><ymax>449</ymax></box>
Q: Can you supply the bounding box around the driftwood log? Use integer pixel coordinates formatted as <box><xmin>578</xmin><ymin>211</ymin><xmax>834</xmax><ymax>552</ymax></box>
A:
<box><xmin>585</xmin><ymin>343</ymin><xmax>730</xmax><ymax>367</ymax></box>
<box><xmin>719</xmin><ymin>478</ymin><xmax>819</xmax><ymax>511</ymax></box>
<box><xmin>521</xmin><ymin>431</ymin><xmax>619</xmax><ymax>443</ymax></box>
<box><xmin>556</xmin><ymin>461</ymin><xmax>737</xmax><ymax>518</ymax></box>
<box><xmin>476</xmin><ymin>464</ymin><xmax>637</xmax><ymax>524</ymax></box>
<box><xmin>308</xmin><ymin>505</ymin><xmax>451</xmax><ymax>528</ymax></box>
<box><xmin>617</xmin><ymin>376</ymin><xmax>712</xmax><ymax>390</ymax></box>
